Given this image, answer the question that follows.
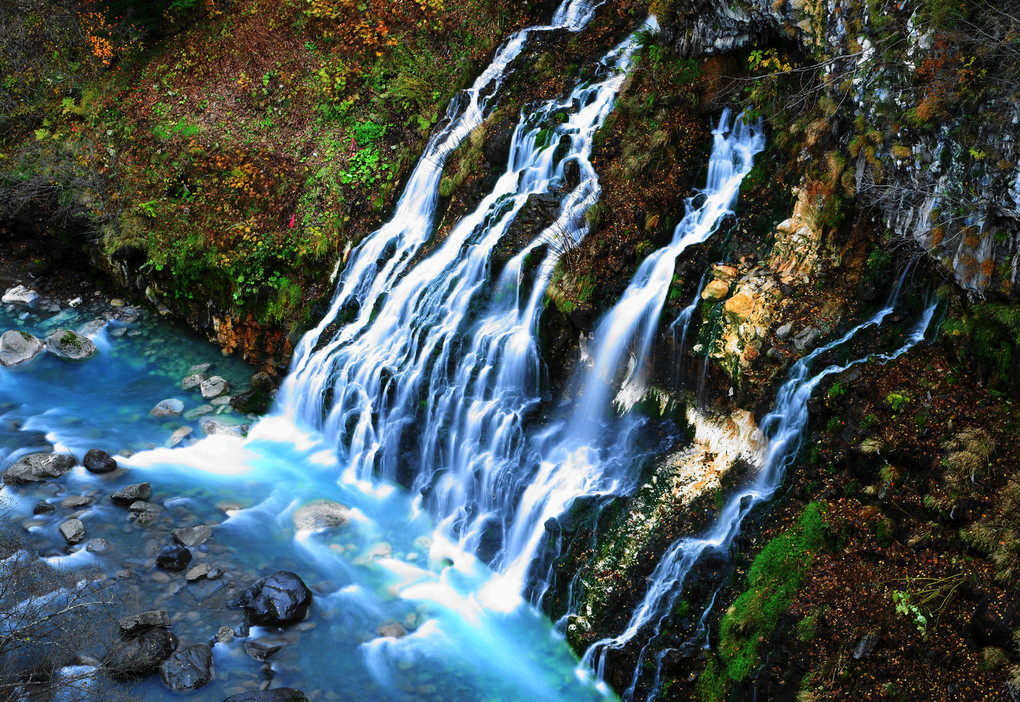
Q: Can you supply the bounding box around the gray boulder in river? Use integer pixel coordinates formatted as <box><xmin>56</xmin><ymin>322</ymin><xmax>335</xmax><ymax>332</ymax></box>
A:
<box><xmin>0</xmin><ymin>330</ymin><xmax>44</xmax><ymax>367</ymax></box>
<box><xmin>3</xmin><ymin>452</ymin><xmax>77</xmax><ymax>485</ymax></box>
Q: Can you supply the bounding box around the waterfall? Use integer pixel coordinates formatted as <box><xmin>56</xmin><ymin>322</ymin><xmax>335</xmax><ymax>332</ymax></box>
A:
<box><xmin>479</xmin><ymin>113</ymin><xmax>764</xmax><ymax>608</ymax></box>
<box><xmin>582</xmin><ymin>285</ymin><xmax>938</xmax><ymax>701</ymax></box>
<box><xmin>279</xmin><ymin>0</ymin><xmax>602</xmax><ymax>430</ymax></box>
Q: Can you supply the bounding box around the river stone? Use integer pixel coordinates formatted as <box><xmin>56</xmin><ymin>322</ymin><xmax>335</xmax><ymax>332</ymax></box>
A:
<box><xmin>232</xmin><ymin>571</ymin><xmax>312</xmax><ymax>626</ymax></box>
<box><xmin>185</xmin><ymin>563</ymin><xmax>211</xmax><ymax>582</ymax></box>
<box><xmin>216</xmin><ymin>626</ymin><xmax>235</xmax><ymax>643</ymax></box>
<box><xmin>172</xmin><ymin>525</ymin><xmax>212</xmax><ymax>547</ymax></box>
<box><xmin>701</xmin><ymin>278</ymin><xmax>730</xmax><ymax>301</ymax></box>
<box><xmin>376</xmin><ymin>621</ymin><xmax>407</xmax><ymax>638</ymax></box>
<box><xmin>119</xmin><ymin>609</ymin><xmax>170</xmax><ymax>635</ymax></box>
<box><xmin>105</xmin><ymin>627</ymin><xmax>178</xmax><ymax>677</ymax></box>
<box><xmin>199</xmin><ymin>418</ymin><xmax>249</xmax><ymax>438</ymax></box>
<box><xmin>243</xmin><ymin>639</ymin><xmax>286</xmax><ymax>662</ymax></box>
<box><xmin>187</xmin><ymin>362</ymin><xmax>212</xmax><ymax>375</ymax></box>
<box><xmin>33</xmin><ymin>501</ymin><xmax>56</xmax><ymax>514</ymax></box>
<box><xmin>4</xmin><ymin>452</ymin><xmax>77</xmax><ymax>485</ymax></box>
<box><xmin>184</xmin><ymin>404</ymin><xmax>215</xmax><ymax>420</ymax></box>
<box><xmin>59</xmin><ymin>518</ymin><xmax>85</xmax><ymax>544</ymax></box>
<box><xmin>223</xmin><ymin>690</ymin><xmax>309</xmax><ymax>702</ymax></box>
<box><xmin>2</xmin><ymin>284</ymin><xmax>38</xmax><ymax>304</ymax></box>
<box><xmin>83</xmin><ymin>448</ymin><xmax>117</xmax><ymax>474</ymax></box>
<box><xmin>292</xmin><ymin>500</ymin><xmax>351</xmax><ymax>532</ymax></box>
<box><xmin>200</xmin><ymin>376</ymin><xmax>229</xmax><ymax>399</ymax></box>
<box><xmin>86</xmin><ymin>538</ymin><xmax>110</xmax><ymax>553</ymax></box>
<box><xmin>251</xmin><ymin>371</ymin><xmax>275</xmax><ymax>392</ymax></box>
<box><xmin>0</xmin><ymin>330</ymin><xmax>44</xmax><ymax>366</ymax></box>
<box><xmin>156</xmin><ymin>545</ymin><xmax>192</xmax><ymax>571</ymax></box>
<box><xmin>793</xmin><ymin>326</ymin><xmax>820</xmax><ymax>352</ymax></box>
<box><xmin>159</xmin><ymin>643</ymin><xmax>213</xmax><ymax>691</ymax></box>
<box><xmin>112</xmin><ymin>482</ymin><xmax>151</xmax><ymax>505</ymax></box>
<box><xmin>775</xmin><ymin>321</ymin><xmax>793</xmax><ymax>340</ymax></box>
<box><xmin>150</xmin><ymin>399</ymin><xmax>185</xmax><ymax>418</ymax></box>
<box><xmin>61</xmin><ymin>495</ymin><xmax>92</xmax><ymax>509</ymax></box>
<box><xmin>182</xmin><ymin>373</ymin><xmax>207</xmax><ymax>391</ymax></box>
<box><xmin>170</xmin><ymin>426</ymin><xmax>193</xmax><ymax>446</ymax></box>
<box><xmin>46</xmin><ymin>328</ymin><xmax>97</xmax><ymax>360</ymax></box>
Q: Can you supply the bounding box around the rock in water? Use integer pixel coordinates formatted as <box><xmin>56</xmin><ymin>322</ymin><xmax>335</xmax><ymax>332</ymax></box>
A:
<box><xmin>232</xmin><ymin>571</ymin><xmax>312</xmax><ymax>626</ymax></box>
<box><xmin>159</xmin><ymin>643</ymin><xmax>213</xmax><ymax>691</ymax></box>
<box><xmin>119</xmin><ymin>610</ymin><xmax>171</xmax><ymax>636</ymax></box>
<box><xmin>111</xmin><ymin>482</ymin><xmax>150</xmax><ymax>505</ymax></box>
<box><xmin>222</xmin><ymin>689</ymin><xmax>309</xmax><ymax>702</ymax></box>
<box><xmin>199</xmin><ymin>376</ymin><xmax>229</xmax><ymax>399</ymax></box>
<box><xmin>170</xmin><ymin>426</ymin><xmax>193</xmax><ymax>446</ymax></box>
<box><xmin>199</xmin><ymin>417</ymin><xmax>249</xmax><ymax>438</ymax></box>
<box><xmin>105</xmin><ymin>627</ymin><xmax>178</xmax><ymax>677</ymax></box>
<box><xmin>4</xmin><ymin>452</ymin><xmax>77</xmax><ymax>485</ymax></box>
<box><xmin>45</xmin><ymin>328</ymin><xmax>97</xmax><ymax>360</ymax></box>
<box><xmin>150</xmin><ymin>399</ymin><xmax>185</xmax><ymax>417</ymax></box>
<box><xmin>172</xmin><ymin>525</ymin><xmax>212</xmax><ymax>547</ymax></box>
<box><xmin>0</xmin><ymin>330</ymin><xmax>44</xmax><ymax>367</ymax></box>
<box><xmin>181</xmin><ymin>373</ymin><xmax>207</xmax><ymax>390</ymax></box>
<box><xmin>83</xmin><ymin>448</ymin><xmax>117</xmax><ymax>474</ymax></box>
<box><xmin>292</xmin><ymin>500</ymin><xmax>351</xmax><ymax>532</ymax></box>
<box><xmin>156</xmin><ymin>545</ymin><xmax>192</xmax><ymax>571</ymax></box>
<box><xmin>59</xmin><ymin>518</ymin><xmax>85</xmax><ymax>544</ymax></box>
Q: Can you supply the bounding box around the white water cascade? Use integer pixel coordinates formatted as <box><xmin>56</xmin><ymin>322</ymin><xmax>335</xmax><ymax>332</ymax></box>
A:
<box><xmin>279</xmin><ymin>0</ymin><xmax>602</xmax><ymax>431</ymax></box>
<box><xmin>582</xmin><ymin>283</ymin><xmax>938</xmax><ymax>700</ymax></box>
<box><xmin>479</xmin><ymin>113</ymin><xmax>765</xmax><ymax>608</ymax></box>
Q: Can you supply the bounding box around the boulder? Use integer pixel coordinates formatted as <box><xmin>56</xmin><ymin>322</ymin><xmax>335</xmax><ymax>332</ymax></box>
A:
<box><xmin>119</xmin><ymin>610</ymin><xmax>170</xmax><ymax>636</ymax></box>
<box><xmin>243</xmin><ymin>639</ymin><xmax>286</xmax><ymax>662</ymax></box>
<box><xmin>170</xmin><ymin>426</ymin><xmax>193</xmax><ymax>447</ymax></box>
<box><xmin>199</xmin><ymin>418</ymin><xmax>249</xmax><ymax>438</ymax></box>
<box><xmin>4</xmin><ymin>452</ymin><xmax>77</xmax><ymax>485</ymax></box>
<box><xmin>159</xmin><ymin>643</ymin><xmax>213</xmax><ymax>692</ymax></box>
<box><xmin>60</xmin><ymin>495</ymin><xmax>92</xmax><ymax>509</ymax></box>
<box><xmin>59</xmin><ymin>518</ymin><xmax>85</xmax><ymax>544</ymax></box>
<box><xmin>46</xmin><ymin>328</ymin><xmax>97</xmax><ymax>360</ymax></box>
<box><xmin>0</xmin><ymin>330</ymin><xmax>44</xmax><ymax>367</ymax></box>
<box><xmin>793</xmin><ymin>326</ymin><xmax>820</xmax><ymax>352</ymax></box>
<box><xmin>86</xmin><ymin>538</ymin><xmax>110</xmax><ymax>553</ymax></box>
<box><xmin>83</xmin><ymin>449</ymin><xmax>117</xmax><ymax>474</ymax></box>
<box><xmin>150</xmin><ymin>399</ymin><xmax>184</xmax><ymax>418</ymax></box>
<box><xmin>222</xmin><ymin>690</ymin><xmax>309</xmax><ymax>702</ymax></box>
<box><xmin>33</xmin><ymin>501</ymin><xmax>56</xmax><ymax>515</ymax></box>
<box><xmin>105</xmin><ymin>627</ymin><xmax>178</xmax><ymax>677</ymax></box>
<box><xmin>232</xmin><ymin>571</ymin><xmax>313</xmax><ymax>626</ymax></box>
<box><xmin>250</xmin><ymin>371</ymin><xmax>275</xmax><ymax>393</ymax></box>
<box><xmin>722</xmin><ymin>292</ymin><xmax>754</xmax><ymax>324</ymax></box>
<box><xmin>182</xmin><ymin>373</ymin><xmax>207</xmax><ymax>391</ymax></box>
<box><xmin>292</xmin><ymin>500</ymin><xmax>351</xmax><ymax>532</ymax></box>
<box><xmin>199</xmin><ymin>376</ymin><xmax>229</xmax><ymax>399</ymax></box>
<box><xmin>701</xmin><ymin>278</ymin><xmax>730</xmax><ymax>301</ymax></box>
<box><xmin>111</xmin><ymin>482</ymin><xmax>150</xmax><ymax>505</ymax></box>
<box><xmin>229</xmin><ymin>388</ymin><xmax>271</xmax><ymax>414</ymax></box>
<box><xmin>156</xmin><ymin>545</ymin><xmax>192</xmax><ymax>572</ymax></box>
<box><xmin>2</xmin><ymin>285</ymin><xmax>38</xmax><ymax>304</ymax></box>
<box><xmin>172</xmin><ymin>525</ymin><xmax>212</xmax><ymax>547</ymax></box>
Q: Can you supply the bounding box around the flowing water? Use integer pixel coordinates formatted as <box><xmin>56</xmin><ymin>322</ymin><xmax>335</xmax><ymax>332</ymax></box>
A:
<box><xmin>581</xmin><ymin>279</ymin><xmax>938</xmax><ymax>700</ymax></box>
<box><xmin>0</xmin><ymin>5</ymin><xmax>939</xmax><ymax>701</ymax></box>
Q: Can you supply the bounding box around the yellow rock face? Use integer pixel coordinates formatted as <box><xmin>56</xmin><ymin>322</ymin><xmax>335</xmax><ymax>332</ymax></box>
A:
<box><xmin>702</xmin><ymin>278</ymin><xmax>731</xmax><ymax>301</ymax></box>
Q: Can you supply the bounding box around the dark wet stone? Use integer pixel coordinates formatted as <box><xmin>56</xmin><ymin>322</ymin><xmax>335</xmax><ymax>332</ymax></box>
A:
<box><xmin>852</xmin><ymin>631</ymin><xmax>881</xmax><ymax>660</ymax></box>
<box><xmin>156</xmin><ymin>545</ymin><xmax>192</xmax><ymax>571</ymax></box>
<box><xmin>105</xmin><ymin>627</ymin><xmax>178</xmax><ymax>677</ymax></box>
<box><xmin>243</xmin><ymin>639</ymin><xmax>286</xmax><ymax>662</ymax></box>
<box><xmin>231</xmin><ymin>571</ymin><xmax>312</xmax><ymax>626</ymax></box>
<box><xmin>172</xmin><ymin>525</ymin><xmax>212</xmax><ymax>547</ymax></box>
<box><xmin>4</xmin><ymin>452</ymin><xmax>77</xmax><ymax>485</ymax></box>
<box><xmin>33</xmin><ymin>501</ymin><xmax>56</xmax><ymax>514</ymax></box>
<box><xmin>159</xmin><ymin>643</ymin><xmax>213</xmax><ymax>691</ymax></box>
<box><xmin>119</xmin><ymin>610</ymin><xmax>170</xmax><ymax>636</ymax></box>
<box><xmin>229</xmin><ymin>388</ymin><xmax>271</xmax><ymax>414</ymax></box>
<box><xmin>112</xmin><ymin>482</ymin><xmax>150</xmax><ymax>505</ymax></box>
<box><xmin>83</xmin><ymin>449</ymin><xmax>117</xmax><ymax>474</ymax></box>
<box><xmin>222</xmin><ymin>689</ymin><xmax>309</xmax><ymax>702</ymax></box>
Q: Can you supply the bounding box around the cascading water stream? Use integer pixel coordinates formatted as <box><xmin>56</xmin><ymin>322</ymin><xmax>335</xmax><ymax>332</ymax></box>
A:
<box><xmin>279</xmin><ymin>0</ymin><xmax>601</xmax><ymax>427</ymax></box>
<box><xmin>581</xmin><ymin>279</ymin><xmax>938</xmax><ymax>700</ymax></box>
<box><xmin>480</xmin><ymin>113</ymin><xmax>764</xmax><ymax>607</ymax></box>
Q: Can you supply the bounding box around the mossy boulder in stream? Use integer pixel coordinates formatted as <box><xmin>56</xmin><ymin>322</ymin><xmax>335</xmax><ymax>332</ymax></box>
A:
<box><xmin>45</xmin><ymin>328</ymin><xmax>97</xmax><ymax>361</ymax></box>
